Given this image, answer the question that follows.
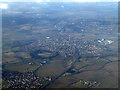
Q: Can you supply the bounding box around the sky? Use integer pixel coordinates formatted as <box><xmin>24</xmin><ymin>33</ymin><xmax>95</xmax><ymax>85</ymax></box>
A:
<box><xmin>0</xmin><ymin>0</ymin><xmax>119</xmax><ymax>2</ymax></box>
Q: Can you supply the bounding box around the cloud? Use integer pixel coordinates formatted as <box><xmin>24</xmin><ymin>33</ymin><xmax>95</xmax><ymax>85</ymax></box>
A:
<box><xmin>1</xmin><ymin>0</ymin><xmax>119</xmax><ymax>2</ymax></box>
<box><xmin>0</xmin><ymin>3</ymin><xmax>8</xmax><ymax>9</ymax></box>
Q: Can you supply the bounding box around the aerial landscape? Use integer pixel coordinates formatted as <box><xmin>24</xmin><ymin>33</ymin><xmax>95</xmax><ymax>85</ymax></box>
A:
<box><xmin>2</xmin><ymin>2</ymin><xmax>118</xmax><ymax>88</ymax></box>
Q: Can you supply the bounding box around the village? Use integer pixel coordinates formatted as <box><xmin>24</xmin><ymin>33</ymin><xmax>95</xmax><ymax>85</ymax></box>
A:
<box><xmin>3</xmin><ymin>71</ymin><xmax>52</xmax><ymax>88</ymax></box>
